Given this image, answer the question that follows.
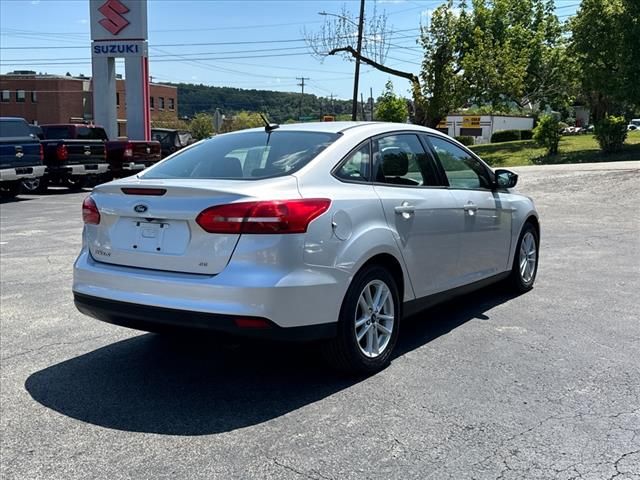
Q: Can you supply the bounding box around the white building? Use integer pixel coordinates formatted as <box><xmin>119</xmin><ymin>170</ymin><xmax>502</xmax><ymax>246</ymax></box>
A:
<box><xmin>436</xmin><ymin>115</ymin><xmax>534</xmax><ymax>144</ymax></box>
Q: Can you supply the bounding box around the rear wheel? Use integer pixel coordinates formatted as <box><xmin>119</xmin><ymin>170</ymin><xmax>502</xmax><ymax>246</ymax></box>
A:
<box><xmin>0</xmin><ymin>181</ymin><xmax>21</xmax><ymax>198</ymax></box>
<box><xmin>323</xmin><ymin>265</ymin><xmax>400</xmax><ymax>375</ymax></box>
<box><xmin>66</xmin><ymin>176</ymin><xmax>87</xmax><ymax>191</ymax></box>
<box><xmin>508</xmin><ymin>222</ymin><xmax>539</xmax><ymax>292</ymax></box>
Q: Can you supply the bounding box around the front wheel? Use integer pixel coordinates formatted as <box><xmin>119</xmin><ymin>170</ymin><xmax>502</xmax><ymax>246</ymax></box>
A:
<box><xmin>323</xmin><ymin>265</ymin><xmax>400</xmax><ymax>375</ymax></box>
<box><xmin>508</xmin><ymin>222</ymin><xmax>539</xmax><ymax>293</ymax></box>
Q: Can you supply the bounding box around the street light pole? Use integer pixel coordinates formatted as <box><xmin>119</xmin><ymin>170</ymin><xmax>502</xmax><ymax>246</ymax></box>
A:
<box><xmin>352</xmin><ymin>0</ymin><xmax>365</xmax><ymax>121</ymax></box>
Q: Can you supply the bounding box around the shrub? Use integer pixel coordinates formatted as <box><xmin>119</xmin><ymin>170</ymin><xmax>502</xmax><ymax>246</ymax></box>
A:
<box><xmin>594</xmin><ymin>115</ymin><xmax>628</xmax><ymax>153</ymax></box>
<box><xmin>519</xmin><ymin>129</ymin><xmax>533</xmax><ymax>140</ymax></box>
<box><xmin>533</xmin><ymin>114</ymin><xmax>561</xmax><ymax>156</ymax></box>
<box><xmin>491</xmin><ymin>130</ymin><xmax>521</xmax><ymax>143</ymax></box>
<box><xmin>375</xmin><ymin>80</ymin><xmax>409</xmax><ymax>123</ymax></box>
<box><xmin>454</xmin><ymin>135</ymin><xmax>475</xmax><ymax>146</ymax></box>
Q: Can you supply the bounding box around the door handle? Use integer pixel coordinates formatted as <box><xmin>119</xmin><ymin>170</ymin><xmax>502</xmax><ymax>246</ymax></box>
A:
<box><xmin>394</xmin><ymin>202</ymin><xmax>415</xmax><ymax>218</ymax></box>
<box><xmin>463</xmin><ymin>201</ymin><xmax>478</xmax><ymax>215</ymax></box>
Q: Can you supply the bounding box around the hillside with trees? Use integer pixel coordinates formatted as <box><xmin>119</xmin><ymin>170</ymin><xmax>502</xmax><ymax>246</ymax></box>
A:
<box><xmin>172</xmin><ymin>83</ymin><xmax>354</xmax><ymax>123</ymax></box>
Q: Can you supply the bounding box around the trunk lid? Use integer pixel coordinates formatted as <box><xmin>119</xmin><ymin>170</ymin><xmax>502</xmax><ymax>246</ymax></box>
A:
<box><xmin>86</xmin><ymin>176</ymin><xmax>300</xmax><ymax>275</ymax></box>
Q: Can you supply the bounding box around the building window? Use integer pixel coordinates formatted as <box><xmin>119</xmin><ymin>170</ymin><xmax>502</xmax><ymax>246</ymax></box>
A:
<box><xmin>116</xmin><ymin>92</ymin><xmax>120</xmax><ymax>106</ymax></box>
<box><xmin>31</xmin><ymin>91</ymin><xmax>37</xmax><ymax>103</ymax></box>
<box><xmin>149</xmin><ymin>96</ymin><xmax>154</xmax><ymax>109</ymax></box>
<box><xmin>1</xmin><ymin>90</ymin><xmax>9</xmax><ymax>102</ymax></box>
<box><xmin>16</xmin><ymin>90</ymin><xmax>26</xmax><ymax>103</ymax></box>
<box><xmin>168</xmin><ymin>98</ymin><xmax>175</xmax><ymax>110</ymax></box>
<box><xmin>158</xmin><ymin>97</ymin><xmax>165</xmax><ymax>110</ymax></box>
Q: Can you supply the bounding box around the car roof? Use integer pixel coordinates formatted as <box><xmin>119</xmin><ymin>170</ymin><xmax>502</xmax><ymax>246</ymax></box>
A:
<box><xmin>237</xmin><ymin>121</ymin><xmax>442</xmax><ymax>136</ymax></box>
<box><xmin>0</xmin><ymin>117</ymin><xmax>28</xmax><ymax>122</ymax></box>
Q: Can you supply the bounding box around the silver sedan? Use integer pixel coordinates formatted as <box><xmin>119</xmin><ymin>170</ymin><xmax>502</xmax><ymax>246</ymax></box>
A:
<box><xmin>73</xmin><ymin>122</ymin><xmax>539</xmax><ymax>373</ymax></box>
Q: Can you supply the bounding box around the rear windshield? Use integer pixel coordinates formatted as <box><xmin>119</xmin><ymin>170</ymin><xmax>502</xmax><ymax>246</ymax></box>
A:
<box><xmin>0</xmin><ymin>120</ymin><xmax>31</xmax><ymax>138</ymax></box>
<box><xmin>141</xmin><ymin>130</ymin><xmax>340</xmax><ymax>180</ymax></box>
<box><xmin>76</xmin><ymin>127</ymin><xmax>108</xmax><ymax>140</ymax></box>
<box><xmin>41</xmin><ymin>126</ymin><xmax>71</xmax><ymax>139</ymax></box>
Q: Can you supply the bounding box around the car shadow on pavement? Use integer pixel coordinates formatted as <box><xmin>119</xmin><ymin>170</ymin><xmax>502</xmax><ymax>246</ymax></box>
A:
<box><xmin>25</xmin><ymin>284</ymin><xmax>520</xmax><ymax>436</ymax></box>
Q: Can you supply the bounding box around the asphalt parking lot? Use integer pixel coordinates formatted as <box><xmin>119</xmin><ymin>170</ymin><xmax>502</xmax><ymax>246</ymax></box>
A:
<box><xmin>1</xmin><ymin>161</ymin><xmax>639</xmax><ymax>480</ymax></box>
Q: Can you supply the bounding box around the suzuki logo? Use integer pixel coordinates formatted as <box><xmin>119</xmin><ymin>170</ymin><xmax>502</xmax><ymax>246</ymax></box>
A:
<box><xmin>98</xmin><ymin>0</ymin><xmax>130</xmax><ymax>36</ymax></box>
<box><xmin>134</xmin><ymin>204</ymin><xmax>148</xmax><ymax>213</ymax></box>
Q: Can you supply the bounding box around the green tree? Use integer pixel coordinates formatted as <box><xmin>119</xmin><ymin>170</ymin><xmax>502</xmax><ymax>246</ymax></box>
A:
<box><xmin>418</xmin><ymin>0</ymin><xmax>470</xmax><ymax>127</ymax></box>
<box><xmin>570</xmin><ymin>0</ymin><xmax>639</xmax><ymax>121</ymax></box>
<box><xmin>594</xmin><ymin>115</ymin><xmax>628</xmax><ymax>153</ymax></box>
<box><xmin>533</xmin><ymin>114</ymin><xmax>560</xmax><ymax>156</ymax></box>
<box><xmin>460</xmin><ymin>0</ymin><xmax>575</xmax><ymax>111</ymax></box>
<box><xmin>226</xmin><ymin>111</ymin><xmax>264</xmax><ymax>132</ymax></box>
<box><xmin>375</xmin><ymin>81</ymin><xmax>408</xmax><ymax>123</ymax></box>
<box><xmin>189</xmin><ymin>113</ymin><xmax>213</xmax><ymax>140</ymax></box>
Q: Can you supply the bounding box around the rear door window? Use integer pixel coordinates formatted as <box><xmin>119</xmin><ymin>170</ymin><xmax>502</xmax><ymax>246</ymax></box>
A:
<box><xmin>142</xmin><ymin>130</ymin><xmax>340</xmax><ymax>180</ymax></box>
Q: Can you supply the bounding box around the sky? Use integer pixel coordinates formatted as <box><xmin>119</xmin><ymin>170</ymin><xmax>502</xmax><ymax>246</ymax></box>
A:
<box><xmin>0</xmin><ymin>0</ymin><xmax>581</xmax><ymax>102</ymax></box>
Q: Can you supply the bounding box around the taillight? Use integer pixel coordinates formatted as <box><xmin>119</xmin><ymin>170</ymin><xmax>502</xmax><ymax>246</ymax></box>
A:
<box><xmin>82</xmin><ymin>196</ymin><xmax>100</xmax><ymax>225</ymax></box>
<box><xmin>196</xmin><ymin>199</ymin><xmax>331</xmax><ymax>234</ymax></box>
<box><xmin>39</xmin><ymin>143</ymin><xmax>44</xmax><ymax>162</ymax></box>
<box><xmin>56</xmin><ymin>144</ymin><xmax>68</xmax><ymax>161</ymax></box>
<box><xmin>123</xmin><ymin>142</ymin><xmax>133</xmax><ymax>158</ymax></box>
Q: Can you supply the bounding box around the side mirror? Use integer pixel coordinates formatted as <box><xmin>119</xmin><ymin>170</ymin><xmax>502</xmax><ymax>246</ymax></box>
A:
<box><xmin>494</xmin><ymin>169</ymin><xmax>518</xmax><ymax>189</ymax></box>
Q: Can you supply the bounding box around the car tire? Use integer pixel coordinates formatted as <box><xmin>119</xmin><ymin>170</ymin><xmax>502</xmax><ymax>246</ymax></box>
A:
<box><xmin>0</xmin><ymin>181</ymin><xmax>21</xmax><ymax>198</ymax></box>
<box><xmin>323</xmin><ymin>264</ymin><xmax>400</xmax><ymax>375</ymax></box>
<box><xmin>508</xmin><ymin>222</ymin><xmax>539</xmax><ymax>293</ymax></box>
<box><xmin>66</xmin><ymin>176</ymin><xmax>87</xmax><ymax>191</ymax></box>
<box><xmin>35</xmin><ymin>175</ymin><xmax>49</xmax><ymax>193</ymax></box>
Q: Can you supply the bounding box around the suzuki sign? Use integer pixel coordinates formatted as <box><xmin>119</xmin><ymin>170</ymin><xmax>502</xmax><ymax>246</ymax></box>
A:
<box><xmin>90</xmin><ymin>0</ymin><xmax>147</xmax><ymax>41</ymax></box>
<box><xmin>90</xmin><ymin>0</ymin><xmax>149</xmax><ymax>141</ymax></box>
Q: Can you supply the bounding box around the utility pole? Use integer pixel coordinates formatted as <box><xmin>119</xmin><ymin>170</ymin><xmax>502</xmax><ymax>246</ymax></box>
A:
<box><xmin>352</xmin><ymin>0</ymin><xmax>365</xmax><ymax>121</ymax></box>
<box><xmin>296</xmin><ymin>76</ymin><xmax>309</xmax><ymax>121</ymax></box>
<box><xmin>360</xmin><ymin>92</ymin><xmax>366</xmax><ymax>121</ymax></box>
<box><xmin>329</xmin><ymin>93</ymin><xmax>335</xmax><ymax>115</ymax></box>
<box><xmin>370</xmin><ymin>87</ymin><xmax>374</xmax><ymax>121</ymax></box>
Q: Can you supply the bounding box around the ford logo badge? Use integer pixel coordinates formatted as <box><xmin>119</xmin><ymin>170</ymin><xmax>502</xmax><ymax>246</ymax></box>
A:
<box><xmin>134</xmin><ymin>204</ymin><xmax>148</xmax><ymax>213</ymax></box>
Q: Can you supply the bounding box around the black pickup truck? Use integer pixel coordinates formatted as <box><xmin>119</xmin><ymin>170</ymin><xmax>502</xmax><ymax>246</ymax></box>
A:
<box><xmin>41</xmin><ymin>124</ymin><xmax>161</xmax><ymax>185</ymax></box>
<box><xmin>39</xmin><ymin>124</ymin><xmax>109</xmax><ymax>191</ymax></box>
<box><xmin>0</xmin><ymin>117</ymin><xmax>46</xmax><ymax>198</ymax></box>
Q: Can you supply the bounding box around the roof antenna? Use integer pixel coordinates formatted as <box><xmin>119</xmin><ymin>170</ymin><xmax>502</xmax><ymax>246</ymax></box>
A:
<box><xmin>260</xmin><ymin>113</ymin><xmax>279</xmax><ymax>132</ymax></box>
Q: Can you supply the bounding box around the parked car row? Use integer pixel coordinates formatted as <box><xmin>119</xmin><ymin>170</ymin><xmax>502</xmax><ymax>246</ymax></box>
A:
<box><xmin>0</xmin><ymin>116</ymin><xmax>195</xmax><ymax>198</ymax></box>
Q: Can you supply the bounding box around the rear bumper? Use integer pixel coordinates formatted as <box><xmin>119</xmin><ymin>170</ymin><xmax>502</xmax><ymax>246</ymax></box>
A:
<box><xmin>74</xmin><ymin>292</ymin><xmax>336</xmax><ymax>341</ymax></box>
<box><xmin>48</xmin><ymin>163</ymin><xmax>109</xmax><ymax>176</ymax></box>
<box><xmin>0</xmin><ymin>165</ymin><xmax>46</xmax><ymax>182</ymax></box>
<box><xmin>73</xmin><ymin>247</ymin><xmax>348</xmax><ymax>333</ymax></box>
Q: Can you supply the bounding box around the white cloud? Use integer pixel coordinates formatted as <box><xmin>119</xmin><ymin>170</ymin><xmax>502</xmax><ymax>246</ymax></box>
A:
<box><xmin>30</xmin><ymin>0</ymin><xmax>41</xmax><ymax>4</ymax></box>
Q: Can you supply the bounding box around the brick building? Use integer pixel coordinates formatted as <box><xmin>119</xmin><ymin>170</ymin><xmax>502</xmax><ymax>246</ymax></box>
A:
<box><xmin>0</xmin><ymin>72</ymin><xmax>178</xmax><ymax>137</ymax></box>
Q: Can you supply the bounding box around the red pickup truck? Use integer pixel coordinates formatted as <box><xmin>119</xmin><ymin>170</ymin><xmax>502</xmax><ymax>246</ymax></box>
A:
<box><xmin>39</xmin><ymin>124</ymin><xmax>161</xmax><ymax>190</ymax></box>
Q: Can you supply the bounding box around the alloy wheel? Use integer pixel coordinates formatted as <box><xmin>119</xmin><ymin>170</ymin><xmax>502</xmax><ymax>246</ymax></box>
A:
<box><xmin>354</xmin><ymin>280</ymin><xmax>395</xmax><ymax>358</ymax></box>
<box><xmin>519</xmin><ymin>231</ymin><xmax>537</xmax><ymax>284</ymax></box>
